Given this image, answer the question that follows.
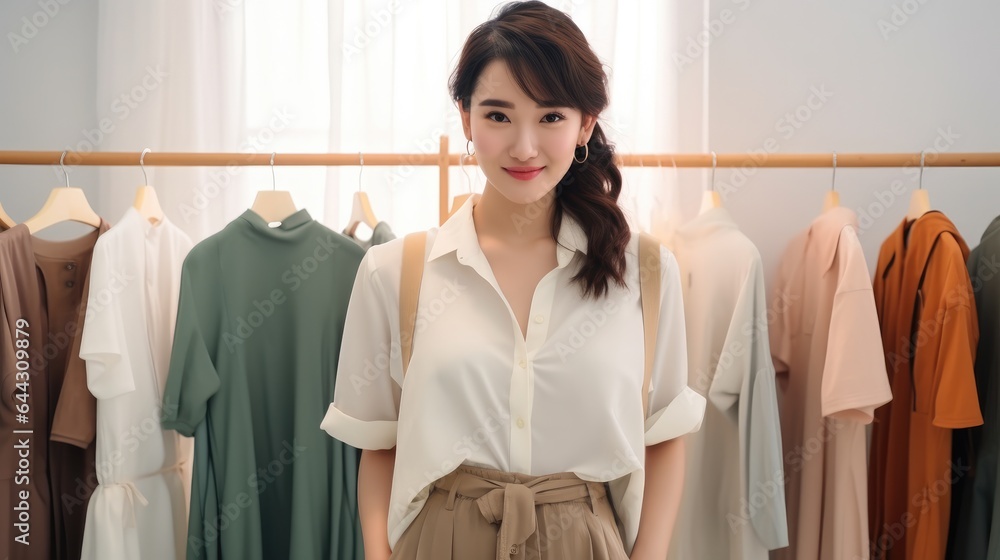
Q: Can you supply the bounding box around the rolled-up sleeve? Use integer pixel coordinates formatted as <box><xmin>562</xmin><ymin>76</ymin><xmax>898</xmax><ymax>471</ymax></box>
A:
<box><xmin>321</xmin><ymin>248</ymin><xmax>402</xmax><ymax>450</ymax></box>
<box><xmin>162</xmin><ymin>254</ymin><xmax>221</xmax><ymax>437</ymax></box>
<box><xmin>80</xmin><ymin>242</ymin><xmax>135</xmax><ymax>401</ymax></box>
<box><xmin>644</xmin><ymin>247</ymin><xmax>706</xmax><ymax>446</ymax></box>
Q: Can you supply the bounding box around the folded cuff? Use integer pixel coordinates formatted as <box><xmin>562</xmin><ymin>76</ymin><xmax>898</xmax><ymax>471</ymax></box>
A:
<box><xmin>82</xmin><ymin>353</ymin><xmax>137</xmax><ymax>401</ymax></box>
<box><xmin>161</xmin><ymin>418</ymin><xmax>198</xmax><ymax>438</ymax></box>
<box><xmin>644</xmin><ymin>386</ymin><xmax>706</xmax><ymax>446</ymax></box>
<box><xmin>321</xmin><ymin>404</ymin><xmax>397</xmax><ymax>450</ymax></box>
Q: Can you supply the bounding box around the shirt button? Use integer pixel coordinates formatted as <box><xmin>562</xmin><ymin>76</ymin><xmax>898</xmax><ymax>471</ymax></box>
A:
<box><xmin>534</xmin><ymin>315</ymin><xmax>544</xmax><ymax>323</ymax></box>
<box><xmin>518</xmin><ymin>359</ymin><xmax>526</xmax><ymax>369</ymax></box>
<box><xmin>516</xmin><ymin>418</ymin><xmax>525</xmax><ymax>429</ymax></box>
<box><xmin>65</xmin><ymin>280</ymin><xmax>75</xmax><ymax>288</ymax></box>
<box><xmin>65</xmin><ymin>263</ymin><xmax>76</xmax><ymax>271</ymax></box>
<box><xmin>510</xmin><ymin>545</ymin><xmax>518</xmax><ymax>554</ymax></box>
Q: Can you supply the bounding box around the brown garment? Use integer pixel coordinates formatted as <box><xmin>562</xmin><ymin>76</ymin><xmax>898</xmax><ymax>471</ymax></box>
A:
<box><xmin>390</xmin><ymin>465</ymin><xmax>628</xmax><ymax>560</ymax></box>
<box><xmin>1</xmin><ymin>221</ymin><xmax>109</xmax><ymax>559</ymax></box>
<box><xmin>869</xmin><ymin>211</ymin><xmax>983</xmax><ymax>560</ymax></box>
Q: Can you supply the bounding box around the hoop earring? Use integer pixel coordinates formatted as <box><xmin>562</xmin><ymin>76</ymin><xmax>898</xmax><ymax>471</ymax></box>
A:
<box><xmin>466</xmin><ymin>140</ymin><xmax>476</xmax><ymax>157</ymax></box>
<box><xmin>574</xmin><ymin>143</ymin><xmax>589</xmax><ymax>164</ymax></box>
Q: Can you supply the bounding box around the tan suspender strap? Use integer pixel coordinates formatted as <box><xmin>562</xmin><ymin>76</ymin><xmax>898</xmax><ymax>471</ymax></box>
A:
<box><xmin>637</xmin><ymin>232</ymin><xmax>661</xmax><ymax>420</ymax></box>
<box><xmin>399</xmin><ymin>231</ymin><xmax>428</xmax><ymax>376</ymax></box>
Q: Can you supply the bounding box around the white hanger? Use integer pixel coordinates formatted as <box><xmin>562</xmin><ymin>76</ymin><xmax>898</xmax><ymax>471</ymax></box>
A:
<box><xmin>906</xmin><ymin>150</ymin><xmax>932</xmax><ymax>221</ymax></box>
<box><xmin>23</xmin><ymin>151</ymin><xmax>101</xmax><ymax>235</ymax></box>
<box><xmin>345</xmin><ymin>152</ymin><xmax>378</xmax><ymax>237</ymax></box>
<box><xmin>698</xmin><ymin>151</ymin><xmax>722</xmax><ymax>215</ymax></box>
<box><xmin>0</xmin><ymin>200</ymin><xmax>15</xmax><ymax>229</ymax></box>
<box><xmin>250</xmin><ymin>152</ymin><xmax>298</xmax><ymax>224</ymax></box>
<box><xmin>133</xmin><ymin>148</ymin><xmax>165</xmax><ymax>225</ymax></box>
<box><xmin>448</xmin><ymin>151</ymin><xmax>477</xmax><ymax>218</ymax></box>
<box><xmin>822</xmin><ymin>152</ymin><xmax>841</xmax><ymax>212</ymax></box>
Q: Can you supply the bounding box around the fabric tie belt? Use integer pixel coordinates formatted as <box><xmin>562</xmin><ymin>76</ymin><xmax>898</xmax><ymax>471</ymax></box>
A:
<box><xmin>431</xmin><ymin>467</ymin><xmax>604</xmax><ymax>560</ymax></box>
<box><xmin>97</xmin><ymin>460</ymin><xmax>189</xmax><ymax>528</ymax></box>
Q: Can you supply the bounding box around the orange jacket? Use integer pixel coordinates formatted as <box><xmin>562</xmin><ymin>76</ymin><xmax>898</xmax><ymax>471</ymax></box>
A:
<box><xmin>869</xmin><ymin>211</ymin><xmax>983</xmax><ymax>560</ymax></box>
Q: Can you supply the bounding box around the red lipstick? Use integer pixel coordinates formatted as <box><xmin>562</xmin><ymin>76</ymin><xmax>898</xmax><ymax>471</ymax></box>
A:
<box><xmin>503</xmin><ymin>166</ymin><xmax>544</xmax><ymax>181</ymax></box>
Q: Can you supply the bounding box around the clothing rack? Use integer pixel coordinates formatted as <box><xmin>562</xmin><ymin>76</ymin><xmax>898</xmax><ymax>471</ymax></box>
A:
<box><xmin>1</xmin><ymin>136</ymin><xmax>998</xmax><ymax>225</ymax></box>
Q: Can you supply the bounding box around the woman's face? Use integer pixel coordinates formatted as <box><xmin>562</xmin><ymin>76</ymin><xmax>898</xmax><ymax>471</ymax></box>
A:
<box><xmin>460</xmin><ymin>59</ymin><xmax>596</xmax><ymax>206</ymax></box>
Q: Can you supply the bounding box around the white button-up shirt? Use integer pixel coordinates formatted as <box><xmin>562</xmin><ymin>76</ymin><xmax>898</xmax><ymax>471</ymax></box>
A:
<box><xmin>321</xmin><ymin>197</ymin><xmax>705</xmax><ymax>553</ymax></box>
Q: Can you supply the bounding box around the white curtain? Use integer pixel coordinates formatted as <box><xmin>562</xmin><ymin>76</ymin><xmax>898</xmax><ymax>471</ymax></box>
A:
<box><xmin>94</xmin><ymin>0</ymin><xmax>709</xmax><ymax>242</ymax></box>
<box><xmin>94</xmin><ymin>0</ymin><xmax>245</xmax><ymax>240</ymax></box>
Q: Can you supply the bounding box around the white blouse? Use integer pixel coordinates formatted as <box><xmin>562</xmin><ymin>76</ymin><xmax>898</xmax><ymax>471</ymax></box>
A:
<box><xmin>321</xmin><ymin>197</ymin><xmax>706</xmax><ymax>553</ymax></box>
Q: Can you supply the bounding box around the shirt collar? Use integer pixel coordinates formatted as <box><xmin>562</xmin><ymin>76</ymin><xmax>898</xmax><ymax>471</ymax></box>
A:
<box><xmin>124</xmin><ymin>206</ymin><xmax>171</xmax><ymax>237</ymax></box>
<box><xmin>427</xmin><ymin>195</ymin><xmax>588</xmax><ymax>268</ymax></box>
<box><xmin>806</xmin><ymin>206</ymin><xmax>859</xmax><ymax>272</ymax></box>
<box><xmin>674</xmin><ymin>206</ymin><xmax>739</xmax><ymax>240</ymax></box>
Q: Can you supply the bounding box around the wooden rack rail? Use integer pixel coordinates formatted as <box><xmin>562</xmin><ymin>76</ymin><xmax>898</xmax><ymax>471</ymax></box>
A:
<box><xmin>2</xmin><ymin>136</ymin><xmax>997</xmax><ymax>225</ymax></box>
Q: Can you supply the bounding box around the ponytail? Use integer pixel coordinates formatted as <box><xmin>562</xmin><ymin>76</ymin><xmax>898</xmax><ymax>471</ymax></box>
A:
<box><xmin>552</xmin><ymin>122</ymin><xmax>630</xmax><ymax>299</ymax></box>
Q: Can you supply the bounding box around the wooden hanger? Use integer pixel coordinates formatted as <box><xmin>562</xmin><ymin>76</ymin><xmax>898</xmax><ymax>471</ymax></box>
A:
<box><xmin>822</xmin><ymin>191</ymin><xmax>840</xmax><ymax>213</ymax></box>
<box><xmin>346</xmin><ymin>193</ymin><xmax>378</xmax><ymax>237</ymax></box>
<box><xmin>906</xmin><ymin>151</ymin><xmax>932</xmax><ymax>221</ymax></box>
<box><xmin>698</xmin><ymin>151</ymin><xmax>722</xmax><ymax>215</ymax></box>
<box><xmin>250</xmin><ymin>152</ymin><xmax>298</xmax><ymax>223</ymax></box>
<box><xmin>0</xmin><ymin>201</ymin><xmax>16</xmax><ymax>229</ymax></box>
<box><xmin>134</xmin><ymin>187</ymin><xmax>165</xmax><ymax>225</ymax></box>
<box><xmin>345</xmin><ymin>152</ymin><xmax>379</xmax><ymax>237</ymax></box>
<box><xmin>134</xmin><ymin>149</ymin><xmax>165</xmax><ymax>225</ymax></box>
<box><xmin>822</xmin><ymin>152</ymin><xmax>841</xmax><ymax>213</ymax></box>
<box><xmin>700</xmin><ymin>191</ymin><xmax>722</xmax><ymax>214</ymax></box>
<box><xmin>23</xmin><ymin>152</ymin><xmax>101</xmax><ymax>235</ymax></box>
<box><xmin>907</xmin><ymin>190</ymin><xmax>931</xmax><ymax>221</ymax></box>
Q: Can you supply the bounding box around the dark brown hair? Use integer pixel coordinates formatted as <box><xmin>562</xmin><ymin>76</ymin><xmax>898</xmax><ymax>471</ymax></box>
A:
<box><xmin>448</xmin><ymin>1</ymin><xmax>629</xmax><ymax>298</ymax></box>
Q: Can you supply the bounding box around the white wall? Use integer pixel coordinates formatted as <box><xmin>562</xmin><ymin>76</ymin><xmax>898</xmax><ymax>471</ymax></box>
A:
<box><xmin>0</xmin><ymin>0</ymin><xmax>100</xmax><ymax>236</ymax></box>
<box><xmin>703</xmin><ymin>0</ymin><xmax>1000</xmax><ymax>281</ymax></box>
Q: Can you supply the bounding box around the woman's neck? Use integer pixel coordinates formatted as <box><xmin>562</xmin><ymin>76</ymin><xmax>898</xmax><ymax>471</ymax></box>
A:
<box><xmin>472</xmin><ymin>184</ymin><xmax>556</xmax><ymax>246</ymax></box>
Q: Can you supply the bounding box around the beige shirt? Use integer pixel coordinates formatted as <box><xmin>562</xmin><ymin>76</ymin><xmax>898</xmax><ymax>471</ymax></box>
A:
<box><xmin>769</xmin><ymin>207</ymin><xmax>892</xmax><ymax>560</ymax></box>
<box><xmin>661</xmin><ymin>207</ymin><xmax>788</xmax><ymax>560</ymax></box>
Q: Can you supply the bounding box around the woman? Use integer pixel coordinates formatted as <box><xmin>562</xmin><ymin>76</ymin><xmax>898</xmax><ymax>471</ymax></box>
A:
<box><xmin>321</xmin><ymin>2</ymin><xmax>705</xmax><ymax>558</ymax></box>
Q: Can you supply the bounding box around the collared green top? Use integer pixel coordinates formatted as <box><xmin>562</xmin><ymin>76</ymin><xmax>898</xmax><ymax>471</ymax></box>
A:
<box><xmin>162</xmin><ymin>209</ymin><xmax>365</xmax><ymax>560</ymax></box>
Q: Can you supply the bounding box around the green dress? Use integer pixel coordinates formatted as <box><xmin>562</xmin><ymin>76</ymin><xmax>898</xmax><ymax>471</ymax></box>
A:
<box><xmin>162</xmin><ymin>209</ymin><xmax>365</xmax><ymax>560</ymax></box>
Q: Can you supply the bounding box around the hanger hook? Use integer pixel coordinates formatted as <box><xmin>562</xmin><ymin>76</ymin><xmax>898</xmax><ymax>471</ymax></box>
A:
<box><xmin>140</xmin><ymin>148</ymin><xmax>151</xmax><ymax>185</ymax></box>
<box><xmin>919</xmin><ymin>149</ymin><xmax>926</xmax><ymax>190</ymax></box>
<box><xmin>710</xmin><ymin>151</ymin><xmax>717</xmax><ymax>193</ymax></box>
<box><xmin>358</xmin><ymin>152</ymin><xmax>364</xmax><ymax>193</ymax></box>
<box><xmin>270</xmin><ymin>152</ymin><xmax>276</xmax><ymax>191</ymax></box>
<box><xmin>831</xmin><ymin>152</ymin><xmax>837</xmax><ymax>192</ymax></box>
<box><xmin>59</xmin><ymin>150</ymin><xmax>70</xmax><ymax>187</ymax></box>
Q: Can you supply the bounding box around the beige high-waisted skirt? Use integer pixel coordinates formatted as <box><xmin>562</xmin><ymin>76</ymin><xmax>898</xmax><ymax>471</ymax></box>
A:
<box><xmin>389</xmin><ymin>465</ymin><xmax>629</xmax><ymax>560</ymax></box>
